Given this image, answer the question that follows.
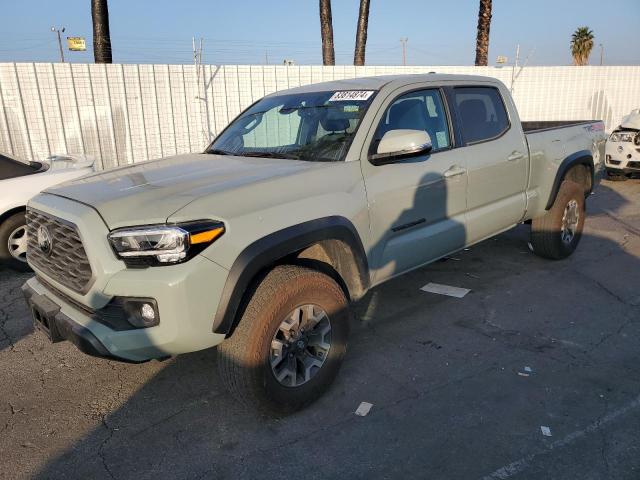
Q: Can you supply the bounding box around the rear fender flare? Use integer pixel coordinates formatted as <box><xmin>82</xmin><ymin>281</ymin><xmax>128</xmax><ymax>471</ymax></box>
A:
<box><xmin>545</xmin><ymin>150</ymin><xmax>594</xmax><ymax>210</ymax></box>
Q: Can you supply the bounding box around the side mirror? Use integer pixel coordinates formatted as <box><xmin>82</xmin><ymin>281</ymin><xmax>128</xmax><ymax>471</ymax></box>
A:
<box><xmin>368</xmin><ymin>129</ymin><xmax>433</xmax><ymax>165</ymax></box>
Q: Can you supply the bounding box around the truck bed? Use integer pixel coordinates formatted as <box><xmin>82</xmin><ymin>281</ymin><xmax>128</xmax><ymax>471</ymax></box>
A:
<box><xmin>523</xmin><ymin>119</ymin><xmax>606</xmax><ymax>216</ymax></box>
<box><xmin>522</xmin><ymin>120</ymin><xmax>600</xmax><ymax>133</ymax></box>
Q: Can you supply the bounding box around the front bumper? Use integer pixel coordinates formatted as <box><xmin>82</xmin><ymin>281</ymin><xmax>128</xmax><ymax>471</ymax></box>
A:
<box><xmin>22</xmin><ymin>253</ymin><xmax>230</xmax><ymax>363</ymax></box>
<box><xmin>605</xmin><ymin>141</ymin><xmax>640</xmax><ymax>172</ymax></box>
<box><xmin>22</xmin><ymin>282</ymin><xmax>140</xmax><ymax>363</ymax></box>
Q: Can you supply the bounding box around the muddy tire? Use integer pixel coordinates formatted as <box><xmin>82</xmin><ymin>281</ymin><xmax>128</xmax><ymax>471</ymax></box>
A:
<box><xmin>530</xmin><ymin>180</ymin><xmax>585</xmax><ymax>260</ymax></box>
<box><xmin>0</xmin><ymin>212</ymin><xmax>31</xmax><ymax>272</ymax></box>
<box><xmin>217</xmin><ymin>265</ymin><xmax>349</xmax><ymax>415</ymax></box>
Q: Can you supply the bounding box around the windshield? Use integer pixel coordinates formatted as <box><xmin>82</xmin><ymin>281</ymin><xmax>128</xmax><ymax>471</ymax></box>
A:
<box><xmin>207</xmin><ymin>90</ymin><xmax>376</xmax><ymax>162</ymax></box>
<box><xmin>0</xmin><ymin>153</ymin><xmax>41</xmax><ymax>180</ymax></box>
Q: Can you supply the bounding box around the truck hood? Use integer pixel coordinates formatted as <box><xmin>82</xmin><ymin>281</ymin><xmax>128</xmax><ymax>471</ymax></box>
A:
<box><xmin>45</xmin><ymin>153</ymin><xmax>322</xmax><ymax>228</ymax></box>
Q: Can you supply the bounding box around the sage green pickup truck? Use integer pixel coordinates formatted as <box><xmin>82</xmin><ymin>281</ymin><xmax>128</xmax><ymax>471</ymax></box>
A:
<box><xmin>22</xmin><ymin>74</ymin><xmax>606</xmax><ymax>413</ymax></box>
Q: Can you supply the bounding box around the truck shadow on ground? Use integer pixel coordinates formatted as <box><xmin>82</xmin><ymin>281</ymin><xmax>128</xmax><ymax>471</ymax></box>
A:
<box><xmin>16</xmin><ymin>180</ymin><xmax>640</xmax><ymax>479</ymax></box>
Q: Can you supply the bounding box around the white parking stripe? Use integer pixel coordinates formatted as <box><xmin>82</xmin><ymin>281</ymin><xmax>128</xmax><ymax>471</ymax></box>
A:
<box><xmin>481</xmin><ymin>393</ymin><xmax>640</xmax><ymax>479</ymax></box>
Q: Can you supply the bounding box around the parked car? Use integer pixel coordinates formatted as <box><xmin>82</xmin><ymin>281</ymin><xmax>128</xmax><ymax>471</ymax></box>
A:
<box><xmin>22</xmin><ymin>74</ymin><xmax>605</xmax><ymax>413</ymax></box>
<box><xmin>604</xmin><ymin>108</ymin><xmax>640</xmax><ymax>180</ymax></box>
<box><xmin>0</xmin><ymin>153</ymin><xmax>94</xmax><ymax>271</ymax></box>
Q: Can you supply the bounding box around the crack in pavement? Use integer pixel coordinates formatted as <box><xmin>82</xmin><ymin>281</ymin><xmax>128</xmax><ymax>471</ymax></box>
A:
<box><xmin>96</xmin><ymin>362</ymin><xmax>129</xmax><ymax>480</ymax></box>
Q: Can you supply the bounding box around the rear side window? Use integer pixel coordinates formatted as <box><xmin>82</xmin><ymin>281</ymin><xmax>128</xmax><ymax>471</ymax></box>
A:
<box><xmin>453</xmin><ymin>87</ymin><xmax>509</xmax><ymax>144</ymax></box>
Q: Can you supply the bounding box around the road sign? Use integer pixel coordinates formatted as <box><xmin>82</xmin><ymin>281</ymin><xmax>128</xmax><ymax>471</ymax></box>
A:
<box><xmin>67</xmin><ymin>37</ymin><xmax>86</xmax><ymax>52</ymax></box>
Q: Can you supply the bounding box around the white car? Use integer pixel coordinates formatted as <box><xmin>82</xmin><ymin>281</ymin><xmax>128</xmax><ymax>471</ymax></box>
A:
<box><xmin>605</xmin><ymin>108</ymin><xmax>640</xmax><ymax>180</ymax></box>
<box><xmin>0</xmin><ymin>153</ymin><xmax>95</xmax><ymax>271</ymax></box>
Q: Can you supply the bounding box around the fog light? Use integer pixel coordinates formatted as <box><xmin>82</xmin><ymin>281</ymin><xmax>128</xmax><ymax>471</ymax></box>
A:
<box><xmin>140</xmin><ymin>303</ymin><xmax>156</xmax><ymax>322</ymax></box>
<box><xmin>120</xmin><ymin>298</ymin><xmax>160</xmax><ymax>328</ymax></box>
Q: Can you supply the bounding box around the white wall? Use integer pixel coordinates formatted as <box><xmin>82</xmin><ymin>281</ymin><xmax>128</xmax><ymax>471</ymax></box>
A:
<box><xmin>0</xmin><ymin>63</ymin><xmax>638</xmax><ymax>169</ymax></box>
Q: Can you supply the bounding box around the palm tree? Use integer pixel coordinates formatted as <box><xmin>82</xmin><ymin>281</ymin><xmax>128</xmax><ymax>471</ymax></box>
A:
<box><xmin>91</xmin><ymin>0</ymin><xmax>112</xmax><ymax>63</ymax></box>
<box><xmin>474</xmin><ymin>0</ymin><xmax>492</xmax><ymax>66</ymax></box>
<box><xmin>571</xmin><ymin>27</ymin><xmax>594</xmax><ymax>66</ymax></box>
<box><xmin>354</xmin><ymin>0</ymin><xmax>371</xmax><ymax>66</ymax></box>
<box><xmin>319</xmin><ymin>0</ymin><xmax>335</xmax><ymax>66</ymax></box>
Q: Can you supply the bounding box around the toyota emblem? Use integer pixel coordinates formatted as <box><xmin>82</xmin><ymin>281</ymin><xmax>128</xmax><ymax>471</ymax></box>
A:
<box><xmin>617</xmin><ymin>145</ymin><xmax>624</xmax><ymax>154</ymax></box>
<box><xmin>37</xmin><ymin>226</ymin><xmax>53</xmax><ymax>256</ymax></box>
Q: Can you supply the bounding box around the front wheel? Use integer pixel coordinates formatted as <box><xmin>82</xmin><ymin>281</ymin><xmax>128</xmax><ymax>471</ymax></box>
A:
<box><xmin>0</xmin><ymin>212</ymin><xmax>31</xmax><ymax>272</ymax></box>
<box><xmin>530</xmin><ymin>180</ymin><xmax>585</xmax><ymax>260</ymax></box>
<box><xmin>217</xmin><ymin>265</ymin><xmax>349</xmax><ymax>414</ymax></box>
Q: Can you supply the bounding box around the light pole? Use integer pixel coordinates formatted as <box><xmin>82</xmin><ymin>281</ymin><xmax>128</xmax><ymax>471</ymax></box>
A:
<box><xmin>400</xmin><ymin>37</ymin><xmax>408</xmax><ymax>66</ymax></box>
<box><xmin>599</xmin><ymin>44</ymin><xmax>604</xmax><ymax>66</ymax></box>
<box><xmin>51</xmin><ymin>26</ymin><xmax>66</xmax><ymax>63</ymax></box>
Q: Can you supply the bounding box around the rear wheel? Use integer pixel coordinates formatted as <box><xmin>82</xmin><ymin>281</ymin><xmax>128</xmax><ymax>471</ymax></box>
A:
<box><xmin>0</xmin><ymin>212</ymin><xmax>31</xmax><ymax>272</ymax></box>
<box><xmin>217</xmin><ymin>265</ymin><xmax>349</xmax><ymax>414</ymax></box>
<box><xmin>530</xmin><ymin>180</ymin><xmax>585</xmax><ymax>260</ymax></box>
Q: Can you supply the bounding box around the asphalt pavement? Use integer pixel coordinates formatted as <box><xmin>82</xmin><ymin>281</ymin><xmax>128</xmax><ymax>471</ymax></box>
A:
<box><xmin>1</xmin><ymin>179</ymin><xmax>639</xmax><ymax>479</ymax></box>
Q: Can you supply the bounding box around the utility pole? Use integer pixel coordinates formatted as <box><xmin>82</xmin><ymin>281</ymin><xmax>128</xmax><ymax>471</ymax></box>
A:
<box><xmin>510</xmin><ymin>44</ymin><xmax>520</xmax><ymax>92</ymax></box>
<box><xmin>51</xmin><ymin>26</ymin><xmax>65</xmax><ymax>63</ymax></box>
<box><xmin>599</xmin><ymin>44</ymin><xmax>604</xmax><ymax>66</ymax></box>
<box><xmin>510</xmin><ymin>44</ymin><xmax>534</xmax><ymax>94</ymax></box>
<box><xmin>400</xmin><ymin>37</ymin><xmax>408</xmax><ymax>66</ymax></box>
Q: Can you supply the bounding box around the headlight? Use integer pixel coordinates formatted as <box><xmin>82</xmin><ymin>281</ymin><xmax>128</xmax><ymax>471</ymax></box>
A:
<box><xmin>610</xmin><ymin>132</ymin><xmax>635</xmax><ymax>142</ymax></box>
<box><xmin>619</xmin><ymin>133</ymin><xmax>635</xmax><ymax>142</ymax></box>
<box><xmin>108</xmin><ymin>221</ymin><xmax>225</xmax><ymax>266</ymax></box>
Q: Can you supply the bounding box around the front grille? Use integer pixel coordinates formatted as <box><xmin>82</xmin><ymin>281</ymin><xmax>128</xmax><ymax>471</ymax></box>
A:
<box><xmin>26</xmin><ymin>209</ymin><xmax>93</xmax><ymax>293</ymax></box>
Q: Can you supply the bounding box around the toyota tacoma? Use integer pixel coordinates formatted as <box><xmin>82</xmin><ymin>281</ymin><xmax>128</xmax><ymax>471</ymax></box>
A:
<box><xmin>22</xmin><ymin>74</ymin><xmax>606</xmax><ymax>413</ymax></box>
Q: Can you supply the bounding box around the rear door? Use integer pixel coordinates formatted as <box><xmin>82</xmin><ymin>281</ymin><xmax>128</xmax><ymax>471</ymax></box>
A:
<box><xmin>360</xmin><ymin>85</ymin><xmax>468</xmax><ymax>284</ymax></box>
<box><xmin>448</xmin><ymin>85</ymin><xmax>528</xmax><ymax>243</ymax></box>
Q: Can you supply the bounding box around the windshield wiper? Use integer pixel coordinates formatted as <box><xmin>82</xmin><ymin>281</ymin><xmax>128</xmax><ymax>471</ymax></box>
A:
<box><xmin>240</xmin><ymin>152</ymin><xmax>301</xmax><ymax>160</ymax></box>
<box><xmin>206</xmin><ymin>148</ymin><xmax>233</xmax><ymax>156</ymax></box>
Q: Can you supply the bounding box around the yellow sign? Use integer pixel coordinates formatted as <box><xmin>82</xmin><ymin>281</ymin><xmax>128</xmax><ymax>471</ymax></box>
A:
<box><xmin>67</xmin><ymin>37</ymin><xmax>86</xmax><ymax>52</ymax></box>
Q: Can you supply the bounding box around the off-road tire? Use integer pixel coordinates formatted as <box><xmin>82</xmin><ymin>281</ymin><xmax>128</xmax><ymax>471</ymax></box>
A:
<box><xmin>217</xmin><ymin>265</ymin><xmax>349</xmax><ymax>415</ymax></box>
<box><xmin>530</xmin><ymin>180</ymin><xmax>585</xmax><ymax>260</ymax></box>
<box><xmin>0</xmin><ymin>212</ymin><xmax>31</xmax><ymax>272</ymax></box>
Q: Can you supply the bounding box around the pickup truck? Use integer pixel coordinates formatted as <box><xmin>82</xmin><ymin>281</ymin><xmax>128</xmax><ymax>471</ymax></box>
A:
<box><xmin>21</xmin><ymin>74</ymin><xmax>606</xmax><ymax>413</ymax></box>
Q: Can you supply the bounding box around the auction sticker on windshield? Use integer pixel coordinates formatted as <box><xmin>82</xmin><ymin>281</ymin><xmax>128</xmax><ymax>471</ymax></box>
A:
<box><xmin>329</xmin><ymin>90</ymin><xmax>375</xmax><ymax>101</ymax></box>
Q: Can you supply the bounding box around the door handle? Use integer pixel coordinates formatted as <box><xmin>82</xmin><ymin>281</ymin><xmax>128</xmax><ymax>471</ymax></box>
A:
<box><xmin>443</xmin><ymin>165</ymin><xmax>467</xmax><ymax>178</ymax></box>
<box><xmin>507</xmin><ymin>151</ymin><xmax>525</xmax><ymax>161</ymax></box>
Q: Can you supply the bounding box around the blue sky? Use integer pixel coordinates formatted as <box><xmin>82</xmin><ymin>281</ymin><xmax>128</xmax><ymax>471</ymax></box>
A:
<box><xmin>1</xmin><ymin>0</ymin><xmax>638</xmax><ymax>65</ymax></box>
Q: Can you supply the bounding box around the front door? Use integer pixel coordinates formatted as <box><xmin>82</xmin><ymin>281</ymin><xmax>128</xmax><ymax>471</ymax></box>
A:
<box><xmin>361</xmin><ymin>86</ymin><xmax>468</xmax><ymax>284</ymax></box>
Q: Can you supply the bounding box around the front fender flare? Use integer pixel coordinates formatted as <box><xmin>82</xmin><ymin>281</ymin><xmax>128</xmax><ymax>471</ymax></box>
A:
<box><xmin>212</xmin><ymin>216</ymin><xmax>369</xmax><ymax>336</ymax></box>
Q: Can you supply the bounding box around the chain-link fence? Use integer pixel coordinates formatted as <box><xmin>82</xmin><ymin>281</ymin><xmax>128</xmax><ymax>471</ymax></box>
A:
<box><xmin>1</xmin><ymin>63</ymin><xmax>638</xmax><ymax>168</ymax></box>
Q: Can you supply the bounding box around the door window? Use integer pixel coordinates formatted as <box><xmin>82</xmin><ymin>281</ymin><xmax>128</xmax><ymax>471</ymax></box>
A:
<box><xmin>373</xmin><ymin>89</ymin><xmax>451</xmax><ymax>152</ymax></box>
<box><xmin>452</xmin><ymin>87</ymin><xmax>510</xmax><ymax>144</ymax></box>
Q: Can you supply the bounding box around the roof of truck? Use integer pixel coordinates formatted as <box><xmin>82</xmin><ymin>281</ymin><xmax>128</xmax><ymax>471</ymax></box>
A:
<box><xmin>267</xmin><ymin>73</ymin><xmax>501</xmax><ymax>96</ymax></box>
